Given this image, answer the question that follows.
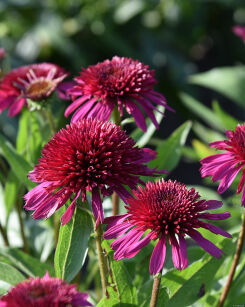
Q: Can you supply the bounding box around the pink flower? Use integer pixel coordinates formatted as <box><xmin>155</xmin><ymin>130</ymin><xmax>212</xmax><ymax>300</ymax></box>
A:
<box><xmin>0</xmin><ymin>272</ymin><xmax>92</xmax><ymax>307</ymax></box>
<box><xmin>232</xmin><ymin>26</ymin><xmax>245</xmax><ymax>42</ymax></box>
<box><xmin>104</xmin><ymin>179</ymin><xmax>231</xmax><ymax>275</ymax></box>
<box><xmin>200</xmin><ymin>124</ymin><xmax>245</xmax><ymax>206</ymax></box>
<box><xmin>24</xmin><ymin>118</ymin><xmax>164</xmax><ymax>226</ymax></box>
<box><xmin>65</xmin><ymin>56</ymin><xmax>174</xmax><ymax>131</ymax></box>
<box><xmin>0</xmin><ymin>48</ymin><xmax>6</xmax><ymax>61</ymax></box>
<box><xmin>0</xmin><ymin>63</ymin><xmax>68</xmax><ymax>116</ymax></box>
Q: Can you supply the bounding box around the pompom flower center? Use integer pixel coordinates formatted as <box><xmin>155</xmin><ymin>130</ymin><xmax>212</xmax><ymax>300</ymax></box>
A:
<box><xmin>127</xmin><ymin>181</ymin><xmax>202</xmax><ymax>237</ymax></box>
<box><xmin>80</xmin><ymin>57</ymin><xmax>156</xmax><ymax>100</ymax></box>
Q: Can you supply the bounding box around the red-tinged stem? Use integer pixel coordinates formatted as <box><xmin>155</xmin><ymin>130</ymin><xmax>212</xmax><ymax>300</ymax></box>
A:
<box><xmin>218</xmin><ymin>210</ymin><xmax>245</xmax><ymax>307</ymax></box>
<box><xmin>150</xmin><ymin>272</ymin><xmax>162</xmax><ymax>307</ymax></box>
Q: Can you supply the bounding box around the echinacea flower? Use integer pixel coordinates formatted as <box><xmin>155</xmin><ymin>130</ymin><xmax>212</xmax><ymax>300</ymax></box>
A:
<box><xmin>0</xmin><ymin>272</ymin><xmax>92</xmax><ymax>307</ymax></box>
<box><xmin>0</xmin><ymin>63</ymin><xmax>68</xmax><ymax>116</ymax></box>
<box><xmin>24</xmin><ymin>118</ymin><xmax>164</xmax><ymax>226</ymax></box>
<box><xmin>104</xmin><ymin>179</ymin><xmax>231</xmax><ymax>275</ymax></box>
<box><xmin>65</xmin><ymin>56</ymin><xmax>174</xmax><ymax>131</ymax></box>
<box><xmin>232</xmin><ymin>26</ymin><xmax>245</xmax><ymax>42</ymax></box>
<box><xmin>201</xmin><ymin>124</ymin><xmax>245</xmax><ymax>206</ymax></box>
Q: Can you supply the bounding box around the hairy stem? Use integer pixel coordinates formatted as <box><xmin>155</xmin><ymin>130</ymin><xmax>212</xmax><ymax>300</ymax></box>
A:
<box><xmin>95</xmin><ymin>222</ymin><xmax>108</xmax><ymax>297</ymax></box>
<box><xmin>218</xmin><ymin>210</ymin><xmax>245</xmax><ymax>307</ymax></box>
<box><xmin>0</xmin><ymin>221</ymin><xmax>9</xmax><ymax>247</ymax></box>
<box><xmin>150</xmin><ymin>272</ymin><xmax>162</xmax><ymax>307</ymax></box>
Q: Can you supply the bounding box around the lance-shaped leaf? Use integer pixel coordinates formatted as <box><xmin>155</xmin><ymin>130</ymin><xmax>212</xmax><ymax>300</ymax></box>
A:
<box><xmin>54</xmin><ymin>206</ymin><xmax>92</xmax><ymax>282</ymax></box>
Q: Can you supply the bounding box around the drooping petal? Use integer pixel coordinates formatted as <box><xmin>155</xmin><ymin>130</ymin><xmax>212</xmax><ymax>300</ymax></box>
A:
<box><xmin>61</xmin><ymin>190</ymin><xmax>81</xmax><ymax>225</ymax></box>
<box><xmin>178</xmin><ymin>235</ymin><xmax>188</xmax><ymax>269</ymax></box>
<box><xmin>149</xmin><ymin>234</ymin><xmax>166</xmax><ymax>275</ymax></box>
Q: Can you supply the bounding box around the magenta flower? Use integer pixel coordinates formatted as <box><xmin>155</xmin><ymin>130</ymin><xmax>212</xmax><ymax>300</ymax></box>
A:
<box><xmin>201</xmin><ymin>124</ymin><xmax>245</xmax><ymax>206</ymax></box>
<box><xmin>232</xmin><ymin>26</ymin><xmax>245</xmax><ymax>42</ymax></box>
<box><xmin>0</xmin><ymin>48</ymin><xmax>6</xmax><ymax>61</ymax></box>
<box><xmin>104</xmin><ymin>179</ymin><xmax>231</xmax><ymax>275</ymax></box>
<box><xmin>0</xmin><ymin>272</ymin><xmax>92</xmax><ymax>307</ymax></box>
<box><xmin>65</xmin><ymin>56</ymin><xmax>174</xmax><ymax>131</ymax></box>
<box><xmin>0</xmin><ymin>63</ymin><xmax>68</xmax><ymax>116</ymax></box>
<box><xmin>24</xmin><ymin>118</ymin><xmax>164</xmax><ymax>226</ymax></box>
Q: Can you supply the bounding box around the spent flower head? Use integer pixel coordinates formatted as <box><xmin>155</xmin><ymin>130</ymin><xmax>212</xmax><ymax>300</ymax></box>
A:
<box><xmin>0</xmin><ymin>63</ymin><xmax>68</xmax><ymax>116</ymax></box>
<box><xmin>0</xmin><ymin>272</ymin><xmax>92</xmax><ymax>307</ymax></box>
<box><xmin>25</xmin><ymin>118</ymin><xmax>164</xmax><ymax>226</ymax></box>
<box><xmin>65</xmin><ymin>56</ymin><xmax>174</xmax><ymax>131</ymax></box>
<box><xmin>104</xmin><ymin>179</ymin><xmax>231</xmax><ymax>275</ymax></box>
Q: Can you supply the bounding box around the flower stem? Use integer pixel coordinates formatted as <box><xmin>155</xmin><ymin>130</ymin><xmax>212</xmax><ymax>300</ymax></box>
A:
<box><xmin>112</xmin><ymin>105</ymin><xmax>121</xmax><ymax>215</ymax></box>
<box><xmin>16</xmin><ymin>194</ymin><xmax>29</xmax><ymax>253</ymax></box>
<box><xmin>218</xmin><ymin>210</ymin><xmax>245</xmax><ymax>307</ymax></box>
<box><xmin>95</xmin><ymin>222</ymin><xmax>108</xmax><ymax>297</ymax></box>
<box><xmin>0</xmin><ymin>221</ymin><xmax>9</xmax><ymax>247</ymax></box>
<box><xmin>150</xmin><ymin>272</ymin><xmax>162</xmax><ymax>307</ymax></box>
<box><xmin>44</xmin><ymin>108</ymin><xmax>56</xmax><ymax>135</ymax></box>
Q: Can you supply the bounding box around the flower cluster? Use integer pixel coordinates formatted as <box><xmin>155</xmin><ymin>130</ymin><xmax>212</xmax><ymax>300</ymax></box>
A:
<box><xmin>104</xmin><ymin>179</ymin><xmax>231</xmax><ymax>274</ymax></box>
<box><xmin>25</xmin><ymin>118</ymin><xmax>164</xmax><ymax>227</ymax></box>
<box><xmin>0</xmin><ymin>272</ymin><xmax>92</xmax><ymax>307</ymax></box>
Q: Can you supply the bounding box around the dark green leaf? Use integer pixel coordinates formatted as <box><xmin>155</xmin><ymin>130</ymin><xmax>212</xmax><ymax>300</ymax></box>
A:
<box><xmin>0</xmin><ymin>133</ymin><xmax>35</xmax><ymax>190</ymax></box>
<box><xmin>0</xmin><ymin>248</ymin><xmax>54</xmax><ymax>277</ymax></box>
<box><xmin>16</xmin><ymin>109</ymin><xmax>30</xmax><ymax>155</ymax></box>
<box><xmin>149</xmin><ymin>121</ymin><xmax>192</xmax><ymax>173</ymax></box>
<box><xmin>4</xmin><ymin>170</ymin><xmax>20</xmax><ymax>219</ymax></box>
<box><xmin>189</xmin><ymin>66</ymin><xmax>245</xmax><ymax>108</ymax></box>
<box><xmin>164</xmin><ymin>236</ymin><xmax>234</xmax><ymax>307</ymax></box>
<box><xmin>0</xmin><ymin>262</ymin><xmax>25</xmax><ymax>285</ymax></box>
<box><xmin>54</xmin><ymin>206</ymin><xmax>92</xmax><ymax>282</ymax></box>
<box><xmin>101</xmin><ymin>240</ymin><xmax>138</xmax><ymax>306</ymax></box>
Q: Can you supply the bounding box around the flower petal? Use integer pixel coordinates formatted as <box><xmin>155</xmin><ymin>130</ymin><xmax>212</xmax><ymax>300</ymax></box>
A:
<box><xmin>149</xmin><ymin>234</ymin><xmax>166</xmax><ymax>275</ymax></box>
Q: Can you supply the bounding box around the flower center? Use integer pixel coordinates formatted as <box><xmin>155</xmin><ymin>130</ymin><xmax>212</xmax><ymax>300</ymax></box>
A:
<box><xmin>29</xmin><ymin>287</ymin><xmax>47</xmax><ymax>298</ymax></box>
<box><xmin>26</xmin><ymin>80</ymin><xmax>53</xmax><ymax>100</ymax></box>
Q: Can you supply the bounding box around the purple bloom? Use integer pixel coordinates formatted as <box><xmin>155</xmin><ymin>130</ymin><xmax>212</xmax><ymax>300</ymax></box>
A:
<box><xmin>0</xmin><ymin>63</ymin><xmax>68</xmax><ymax>117</ymax></box>
<box><xmin>24</xmin><ymin>118</ymin><xmax>164</xmax><ymax>227</ymax></box>
<box><xmin>65</xmin><ymin>56</ymin><xmax>174</xmax><ymax>131</ymax></box>
<box><xmin>0</xmin><ymin>272</ymin><xmax>92</xmax><ymax>307</ymax></box>
<box><xmin>232</xmin><ymin>26</ymin><xmax>245</xmax><ymax>42</ymax></box>
<box><xmin>200</xmin><ymin>124</ymin><xmax>245</xmax><ymax>206</ymax></box>
<box><xmin>104</xmin><ymin>179</ymin><xmax>231</xmax><ymax>275</ymax></box>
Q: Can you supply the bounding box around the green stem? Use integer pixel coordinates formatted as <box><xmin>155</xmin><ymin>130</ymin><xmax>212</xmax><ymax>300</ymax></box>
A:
<box><xmin>112</xmin><ymin>105</ymin><xmax>121</xmax><ymax>126</ymax></box>
<box><xmin>150</xmin><ymin>272</ymin><xmax>162</xmax><ymax>307</ymax></box>
<box><xmin>0</xmin><ymin>221</ymin><xmax>9</xmax><ymax>247</ymax></box>
<box><xmin>16</xmin><ymin>195</ymin><xmax>29</xmax><ymax>253</ymax></box>
<box><xmin>45</xmin><ymin>108</ymin><xmax>56</xmax><ymax>135</ymax></box>
<box><xmin>95</xmin><ymin>222</ymin><xmax>108</xmax><ymax>297</ymax></box>
<box><xmin>218</xmin><ymin>210</ymin><xmax>245</xmax><ymax>307</ymax></box>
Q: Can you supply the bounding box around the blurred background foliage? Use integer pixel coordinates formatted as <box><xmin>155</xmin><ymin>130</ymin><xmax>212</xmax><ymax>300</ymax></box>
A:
<box><xmin>1</xmin><ymin>0</ymin><xmax>245</xmax><ymax>185</ymax></box>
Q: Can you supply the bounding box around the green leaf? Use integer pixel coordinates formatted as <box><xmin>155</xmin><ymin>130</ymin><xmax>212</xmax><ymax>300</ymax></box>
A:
<box><xmin>29</xmin><ymin>112</ymin><xmax>43</xmax><ymax>164</ymax></box>
<box><xmin>0</xmin><ymin>262</ymin><xmax>25</xmax><ymax>285</ymax></box>
<box><xmin>180</xmin><ymin>93</ymin><xmax>223</xmax><ymax>131</ymax></box>
<box><xmin>212</xmin><ymin>100</ymin><xmax>240</xmax><ymax>131</ymax></box>
<box><xmin>101</xmin><ymin>240</ymin><xmax>138</xmax><ymax>306</ymax></box>
<box><xmin>16</xmin><ymin>109</ymin><xmax>30</xmax><ymax>155</ymax></box>
<box><xmin>0</xmin><ymin>248</ymin><xmax>55</xmax><ymax>277</ymax></box>
<box><xmin>189</xmin><ymin>66</ymin><xmax>245</xmax><ymax>108</ymax></box>
<box><xmin>164</xmin><ymin>236</ymin><xmax>234</xmax><ymax>307</ymax></box>
<box><xmin>0</xmin><ymin>133</ymin><xmax>35</xmax><ymax>190</ymax></box>
<box><xmin>54</xmin><ymin>206</ymin><xmax>92</xmax><ymax>282</ymax></box>
<box><xmin>130</xmin><ymin>105</ymin><xmax>165</xmax><ymax>147</ymax></box>
<box><xmin>4</xmin><ymin>170</ymin><xmax>20</xmax><ymax>219</ymax></box>
<box><xmin>149</xmin><ymin>121</ymin><xmax>192</xmax><ymax>173</ymax></box>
